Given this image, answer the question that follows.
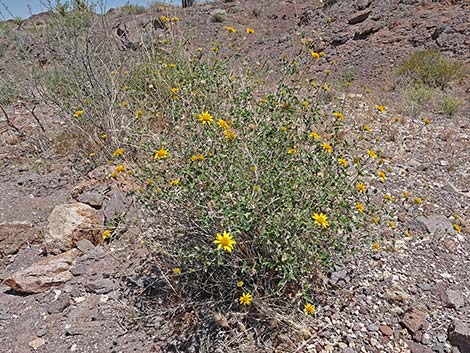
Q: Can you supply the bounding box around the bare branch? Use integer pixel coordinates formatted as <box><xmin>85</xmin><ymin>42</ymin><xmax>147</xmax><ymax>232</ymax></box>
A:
<box><xmin>0</xmin><ymin>103</ymin><xmax>24</xmax><ymax>137</ymax></box>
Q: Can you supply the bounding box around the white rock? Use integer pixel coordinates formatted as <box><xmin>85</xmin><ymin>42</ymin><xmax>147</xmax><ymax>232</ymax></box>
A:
<box><xmin>45</xmin><ymin>202</ymin><xmax>103</xmax><ymax>254</ymax></box>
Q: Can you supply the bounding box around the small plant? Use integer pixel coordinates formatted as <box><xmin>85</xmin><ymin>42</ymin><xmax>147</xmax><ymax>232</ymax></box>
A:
<box><xmin>400</xmin><ymin>83</ymin><xmax>434</xmax><ymax>117</ymax></box>
<box><xmin>211</xmin><ymin>13</ymin><xmax>225</xmax><ymax>23</ymax></box>
<box><xmin>441</xmin><ymin>95</ymin><xmax>463</xmax><ymax>116</ymax></box>
<box><xmin>397</xmin><ymin>50</ymin><xmax>466</xmax><ymax>87</ymax></box>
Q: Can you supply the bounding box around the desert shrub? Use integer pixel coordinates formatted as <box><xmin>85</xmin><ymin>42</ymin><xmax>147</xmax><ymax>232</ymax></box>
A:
<box><xmin>117</xmin><ymin>45</ymin><xmax>393</xmax><ymax>304</ymax></box>
<box><xmin>121</xmin><ymin>4</ymin><xmax>148</xmax><ymax>15</ymax></box>
<box><xmin>441</xmin><ymin>95</ymin><xmax>463</xmax><ymax>116</ymax></box>
<box><xmin>400</xmin><ymin>83</ymin><xmax>434</xmax><ymax>117</ymax></box>
<box><xmin>397</xmin><ymin>50</ymin><xmax>465</xmax><ymax>87</ymax></box>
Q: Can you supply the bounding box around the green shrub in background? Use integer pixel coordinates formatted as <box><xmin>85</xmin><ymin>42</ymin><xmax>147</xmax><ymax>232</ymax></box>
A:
<box><xmin>397</xmin><ymin>50</ymin><xmax>465</xmax><ymax>87</ymax></box>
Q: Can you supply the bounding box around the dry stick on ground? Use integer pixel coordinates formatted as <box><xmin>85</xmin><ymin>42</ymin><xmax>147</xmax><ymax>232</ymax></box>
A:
<box><xmin>21</xmin><ymin>102</ymin><xmax>46</xmax><ymax>132</ymax></box>
<box><xmin>0</xmin><ymin>103</ymin><xmax>24</xmax><ymax>137</ymax></box>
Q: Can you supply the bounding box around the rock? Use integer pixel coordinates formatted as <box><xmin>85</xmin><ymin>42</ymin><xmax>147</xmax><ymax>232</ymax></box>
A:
<box><xmin>356</xmin><ymin>0</ymin><xmax>371</xmax><ymax>10</ymax></box>
<box><xmin>3</xmin><ymin>249</ymin><xmax>79</xmax><ymax>293</ymax></box>
<box><xmin>77</xmin><ymin>239</ymin><xmax>95</xmax><ymax>253</ymax></box>
<box><xmin>421</xmin><ymin>333</ymin><xmax>431</xmax><ymax>345</ymax></box>
<box><xmin>77</xmin><ymin>191</ymin><xmax>104</xmax><ymax>209</ymax></box>
<box><xmin>448</xmin><ymin>320</ymin><xmax>470</xmax><ymax>352</ymax></box>
<box><xmin>85</xmin><ymin>278</ymin><xmax>115</xmax><ymax>294</ymax></box>
<box><xmin>348</xmin><ymin>9</ymin><xmax>371</xmax><ymax>25</ymax></box>
<box><xmin>330</xmin><ymin>269</ymin><xmax>351</xmax><ymax>285</ymax></box>
<box><xmin>103</xmin><ymin>189</ymin><xmax>129</xmax><ymax>221</ymax></box>
<box><xmin>385</xmin><ymin>287</ymin><xmax>411</xmax><ymax>302</ymax></box>
<box><xmin>353</xmin><ymin>19</ymin><xmax>383</xmax><ymax>40</ymax></box>
<box><xmin>47</xmin><ymin>292</ymin><xmax>71</xmax><ymax>314</ymax></box>
<box><xmin>401</xmin><ymin>308</ymin><xmax>429</xmax><ymax>334</ymax></box>
<box><xmin>45</xmin><ymin>202</ymin><xmax>103</xmax><ymax>254</ymax></box>
<box><xmin>0</xmin><ymin>222</ymin><xmax>37</xmax><ymax>256</ymax></box>
<box><xmin>443</xmin><ymin>289</ymin><xmax>466</xmax><ymax>309</ymax></box>
<box><xmin>29</xmin><ymin>337</ymin><xmax>46</xmax><ymax>350</ymax></box>
<box><xmin>415</xmin><ymin>215</ymin><xmax>454</xmax><ymax>234</ymax></box>
<box><xmin>380</xmin><ymin>325</ymin><xmax>394</xmax><ymax>336</ymax></box>
<box><xmin>406</xmin><ymin>341</ymin><xmax>433</xmax><ymax>353</ymax></box>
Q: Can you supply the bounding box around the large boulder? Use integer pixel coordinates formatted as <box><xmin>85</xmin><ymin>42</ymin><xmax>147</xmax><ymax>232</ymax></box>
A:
<box><xmin>3</xmin><ymin>249</ymin><xmax>79</xmax><ymax>293</ymax></box>
<box><xmin>45</xmin><ymin>203</ymin><xmax>103</xmax><ymax>254</ymax></box>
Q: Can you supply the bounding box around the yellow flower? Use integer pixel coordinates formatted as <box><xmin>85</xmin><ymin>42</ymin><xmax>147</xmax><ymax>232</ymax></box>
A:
<box><xmin>246</xmin><ymin>27</ymin><xmax>255</xmax><ymax>34</ymax></box>
<box><xmin>197</xmin><ymin>111</ymin><xmax>214</xmax><ymax>124</ymax></box>
<box><xmin>322</xmin><ymin>85</ymin><xmax>331</xmax><ymax>92</ymax></box>
<box><xmin>383</xmin><ymin>194</ymin><xmax>395</xmax><ymax>202</ymax></box>
<box><xmin>239</xmin><ymin>292</ymin><xmax>252</xmax><ymax>305</ymax></box>
<box><xmin>309</xmin><ymin>131</ymin><xmax>321</xmax><ymax>139</ymax></box>
<box><xmin>135</xmin><ymin>109</ymin><xmax>143</xmax><ymax>119</ymax></box>
<box><xmin>413</xmin><ymin>197</ymin><xmax>422</xmax><ymax>204</ymax></box>
<box><xmin>121</xmin><ymin>101</ymin><xmax>129</xmax><ymax>108</ymax></box>
<box><xmin>101</xmin><ymin>229</ymin><xmax>112</xmax><ymax>240</ymax></box>
<box><xmin>224</xmin><ymin>26</ymin><xmax>237</xmax><ymax>33</ymax></box>
<box><xmin>280</xmin><ymin>126</ymin><xmax>287</xmax><ymax>132</ymax></box>
<box><xmin>160</xmin><ymin>15</ymin><xmax>170</xmax><ymax>22</ymax></box>
<box><xmin>287</xmin><ymin>148</ymin><xmax>297</xmax><ymax>155</ymax></box>
<box><xmin>311</xmin><ymin>51</ymin><xmax>320</xmax><ymax>60</ymax></box>
<box><xmin>113</xmin><ymin>148</ymin><xmax>124</xmax><ymax>157</ymax></box>
<box><xmin>304</xmin><ymin>303</ymin><xmax>315</xmax><ymax>315</ymax></box>
<box><xmin>301</xmin><ymin>100</ymin><xmax>309</xmax><ymax>107</ymax></box>
<box><xmin>171</xmin><ymin>87</ymin><xmax>179</xmax><ymax>94</ymax></box>
<box><xmin>356</xmin><ymin>183</ymin><xmax>366</xmax><ymax>193</ymax></box>
<box><xmin>173</xmin><ymin>267</ymin><xmax>181</xmax><ymax>275</ymax></box>
<box><xmin>89</xmin><ymin>152</ymin><xmax>95</xmax><ymax>157</ymax></box>
<box><xmin>333</xmin><ymin>111</ymin><xmax>343</xmax><ymax>120</ymax></box>
<box><xmin>372</xmin><ymin>242</ymin><xmax>380</xmax><ymax>252</ymax></box>
<box><xmin>322</xmin><ymin>142</ymin><xmax>333</xmax><ymax>153</ymax></box>
<box><xmin>356</xmin><ymin>202</ymin><xmax>364</xmax><ymax>213</ymax></box>
<box><xmin>211</xmin><ymin>46</ymin><xmax>219</xmax><ymax>52</ymax></box>
<box><xmin>115</xmin><ymin>165</ymin><xmax>125</xmax><ymax>173</ymax></box>
<box><xmin>101</xmin><ymin>133</ymin><xmax>107</xmax><ymax>140</ymax></box>
<box><xmin>224</xmin><ymin>129</ymin><xmax>237</xmax><ymax>140</ymax></box>
<box><xmin>191</xmin><ymin>154</ymin><xmax>205</xmax><ymax>161</ymax></box>
<box><xmin>213</xmin><ymin>230</ymin><xmax>236</xmax><ymax>252</ymax></box>
<box><xmin>312</xmin><ymin>212</ymin><xmax>329</xmax><ymax>228</ymax></box>
<box><xmin>169</xmin><ymin>179</ymin><xmax>180</xmax><ymax>186</ymax></box>
<box><xmin>362</xmin><ymin>124</ymin><xmax>371</xmax><ymax>133</ymax></box>
<box><xmin>217</xmin><ymin>118</ymin><xmax>230</xmax><ymax>130</ymax></box>
<box><xmin>168</xmin><ymin>63</ymin><xmax>176</xmax><ymax>69</ymax></box>
<box><xmin>154</xmin><ymin>148</ymin><xmax>169</xmax><ymax>159</ymax></box>
<box><xmin>367</xmin><ymin>150</ymin><xmax>377</xmax><ymax>158</ymax></box>
<box><xmin>73</xmin><ymin>110</ymin><xmax>84</xmax><ymax>118</ymax></box>
<box><xmin>338</xmin><ymin>158</ymin><xmax>348</xmax><ymax>167</ymax></box>
<box><xmin>403</xmin><ymin>191</ymin><xmax>409</xmax><ymax>199</ymax></box>
<box><xmin>371</xmin><ymin>216</ymin><xmax>379</xmax><ymax>225</ymax></box>
<box><xmin>422</xmin><ymin>117</ymin><xmax>431</xmax><ymax>124</ymax></box>
<box><xmin>249</xmin><ymin>165</ymin><xmax>256</xmax><ymax>172</ymax></box>
<box><xmin>325</xmin><ymin>69</ymin><xmax>331</xmax><ymax>76</ymax></box>
<box><xmin>405</xmin><ymin>230</ymin><xmax>411</xmax><ymax>237</ymax></box>
<box><xmin>375</xmin><ymin>105</ymin><xmax>386</xmax><ymax>113</ymax></box>
<box><xmin>378</xmin><ymin>170</ymin><xmax>386</xmax><ymax>182</ymax></box>
<box><xmin>453</xmin><ymin>223</ymin><xmax>461</xmax><ymax>234</ymax></box>
<box><xmin>253</xmin><ymin>185</ymin><xmax>260</xmax><ymax>192</ymax></box>
<box><xmin>388</xmin><ymin>221</ymin><xmax>396</xmax><ymax>229</ymax></box>
<box><xmin>237</xmin><ymin>281</ymin><xmax>244</xmax><ymax>287</ymax></box>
